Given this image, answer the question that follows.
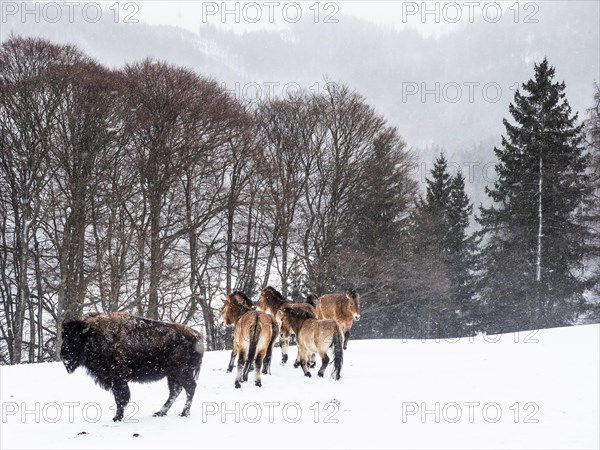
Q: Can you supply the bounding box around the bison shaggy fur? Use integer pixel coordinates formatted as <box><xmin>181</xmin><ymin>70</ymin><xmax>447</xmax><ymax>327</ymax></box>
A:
<box><xmin>60</xmin><ymin>312</ymin><xmax>204</xmax><ymax>421</ymax></box>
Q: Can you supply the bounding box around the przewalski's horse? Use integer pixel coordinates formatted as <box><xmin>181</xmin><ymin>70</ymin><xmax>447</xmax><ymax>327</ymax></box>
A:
<box><xmin>220</xmin><ymin>292</ymin><xmax>278</xmax><ymax>388</ymax></box>
<box><xmin>228</xmin><ymin>290</ymin><xmax>254</xmax><ymax>309</ymax></box>
<box><xmin>315</xmin><ymin>289</ymin><xmax>361</xmax><ymax>350</ymax></box>
<box><xmin>280</xmin><ymin>305</ymin><xmax>343</xmax><ymax>380</ymax></box>
<box><xmin>256</xmin><ymin>286</ymin><xmax>316</xmax><ymax>365</ymax></box>
<box><xmin>60</xmin><ymin>312</ymin><xmax>204</xmax><ymax>421</ymax></box>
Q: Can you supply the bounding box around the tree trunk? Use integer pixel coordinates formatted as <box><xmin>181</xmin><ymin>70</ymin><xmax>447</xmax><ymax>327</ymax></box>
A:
<box><xmin>281</xmin><ymin>229</ymin><xmax>289</xmax><ymax>297</ymax></box>
<box><xmin>147</xmin><ymin>192</ymin><xmax>162</xmax><ymax>319</ymax></box>
<box><xmin>536</xmin><ymin>155</ymin><xmax>543</xmax><ymax>282</ymax></box>
<box><xmin>12</xmin><ymin>207</ymin><xmax>30</xmax><ymax>364</ymax></box>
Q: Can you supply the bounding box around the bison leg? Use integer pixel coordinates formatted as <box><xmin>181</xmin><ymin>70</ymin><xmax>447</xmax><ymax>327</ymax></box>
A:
<box><xmin>179</xmin><ymin>373</ymin><xmax>197</xmax><ymax>417</ymax></box>
<box><xmin>112</xmin><ymin>381</ymin><xmax>130</xmax><ymax>422</ymax></box>
<box><xmin>227</xmin><ymin>350</ymin><xmax>236</xmax><ymax>373</ymax></box>
<box><xmin>154</xmin><ymin>376</ymin><xmax>182</xmax><ymax>417</ymax></box>
<box><xmin>317</xmin><ymin>353</ymin><xmax>330</xmax><ymax>377</ymax></box>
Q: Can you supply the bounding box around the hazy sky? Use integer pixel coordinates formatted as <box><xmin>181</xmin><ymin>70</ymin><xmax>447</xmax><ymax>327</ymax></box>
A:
<box><xmin>133</xmin><ymin>0</ymin><xmax>528</xmax><ymax>36</ymax></box>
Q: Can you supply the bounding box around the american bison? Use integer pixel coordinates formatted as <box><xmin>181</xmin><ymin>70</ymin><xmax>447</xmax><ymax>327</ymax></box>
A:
<box><xmin>60</xmin><ymin>312</ymin><xmax>204</xmax><ymax>421</ymax></box>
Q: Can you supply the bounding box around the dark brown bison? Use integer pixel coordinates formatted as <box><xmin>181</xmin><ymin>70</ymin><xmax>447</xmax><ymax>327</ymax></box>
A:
<box><xmin>60</xmin><ymin>312</ymin><xmax>204</xmax><ymax>422</ymax></box>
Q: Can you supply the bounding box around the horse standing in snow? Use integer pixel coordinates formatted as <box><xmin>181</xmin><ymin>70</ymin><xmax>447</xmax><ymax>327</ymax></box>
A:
<box><xmin>315</xmin><ymin>290</ymin><xmax>361</xmax><ymax>349</ymax></box>
<box><xmin>60</xmin><ymin>312</ymin><xmax>204</xmax><ymax>422</ymax></box>
<box><xmin>257</xmin><ymin>286</ymin><xmax>316</xmax><ymax>365</ymax></box>
<box><xmin>279</xmin><ymin>305</ymin><xmax>343</xmax><ymax>380</ymax></box>
<box><xmin>220</xmin><ymin>292</ymin><xmax>278</xmax><ymax>388</ymax></box>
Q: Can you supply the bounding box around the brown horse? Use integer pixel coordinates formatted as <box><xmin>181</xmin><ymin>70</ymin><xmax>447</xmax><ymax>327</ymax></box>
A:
<box><xmin>220</xmin><ymin>292</ymin><xmax>278</xmax><ymax>388</ymax></box>
<box><xmin>280</xmin><ymin>305</ymin><xmax>343</xmax><ymax>380</ymax></box>
<box><xmin>315</xmin><ymin>289</ymin><xmax>361</xmax><ymax>350</ymax></box>
<box><xmin>257</xmin><ymin>286</ymin><xmax>316</xmax><ymax>365</ymax></box>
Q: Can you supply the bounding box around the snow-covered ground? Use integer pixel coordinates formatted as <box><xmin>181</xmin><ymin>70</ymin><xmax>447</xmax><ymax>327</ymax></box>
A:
<box><xmin>1</xmin><ymin>324</ymin><xmax>599</xmax><ymax>449</ymax></box>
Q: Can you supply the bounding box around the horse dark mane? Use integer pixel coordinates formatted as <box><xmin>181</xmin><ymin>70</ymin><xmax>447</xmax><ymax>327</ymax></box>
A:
<box><xmin>282</xmin><ymin>304</ymin><xmax>314</xmax><ymax>321</ymax></box>
<box><xmin>260</xmin><ymin>286</ymin><xmax>288</xmax><ymax>311</ymax></box>
<box><xmin>264</xmin><ymin>286</ymin><xmax>285</xmax><ymax>300</ymax></box>
<box><xmin>230</xmin><ymin>290</ymin><xmax>254</xmax><ymax>309</ymax></box>
<box><xmin>304</xmin><ymin>293</ymin><xmax>317</xmax><ymax>307</ymax></box>
<box><xmin>224</xmin><ymin>295</ymin><xmax>253</xmax><ymax>323</ymax></box>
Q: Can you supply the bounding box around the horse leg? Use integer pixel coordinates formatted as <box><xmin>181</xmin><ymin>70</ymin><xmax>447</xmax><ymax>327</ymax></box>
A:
<box><xmin>317</xmin><ymin>352</ymin><xmax>330</xmax><ymax>378</ymax></box>
<box><xmin>309</xmin><ymin>353</ymin><xmax>317</xmax><ymax>368</ymax></box>
<box><xmin>111</xmin><ymin>381</ymin><xmax>130</xmax><ymax>422</ymax></box>
<box><xmin>262</xmin><ymin>349</ymin><xmax>270</xmax><ymax>375</ymax></box>
<box><xmin>227</xmin><ymin>350</ymin><xmax>236</xmax><ymax>372</ymax></box>
<box><xmin>179</xmin><ymin>372</ymin><xmax>197</xmax><ymax>417</ymax></box>
<box><xmin>154</xmin><ymin>376</ymin><xmax>182</xmax><ymax>417</ymax></box>
<box><xmin>343</xmin><ymin>331</ymin><xmax>350</xmax><ymax>350</ymax></box>
<box><xmin>280</xmin><ymin>335</ymin><xmax>289</xmax><ymax>364</ymax></box>
<box><xmin>235</xmin><ymin>351</ymin><xmax>246</xmax><ymax>388</ymax></box>
<box><xmin>300</xmin><ymin>359</ymin><xmax>312</xmax><ymax>378</ymax></box>
<box><xmin>298</xmin><ymin>346</ymin><xmax>311</xmax><ymax>378</ymax></box>
<box><xmin>293</xmin><ymin>337</ymin><xmax>303</xmax><ymax>368</ymax></box>
<box><xmin>343</xmin><ymin>324</ymin><xmax>351</xmax><ymax>350</ymax></box>
<box><xmin>254</xmin><ymin>351</ymin><xmax>264</xmax><ymax>387</ymax></box>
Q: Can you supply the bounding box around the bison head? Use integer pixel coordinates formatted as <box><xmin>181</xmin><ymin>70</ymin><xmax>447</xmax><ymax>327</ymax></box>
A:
<box><xmin>60</xmin><ymin>320</ymin><xmax>90</xmax><ymax>374</ymax></box>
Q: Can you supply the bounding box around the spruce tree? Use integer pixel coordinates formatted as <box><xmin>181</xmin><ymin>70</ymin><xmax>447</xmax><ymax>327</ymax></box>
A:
<box><xmin>478</xmin><ymin>58</ymin><xmax>592</xmax><ymax>332</ymax></box>
<box><xmin>411</xmin><ymin>153</ymin><xmax>476</xmax><ymax>337</ymax></box>
<box><xmin>337</xmin><ymin>127</ymin><xmax>418</xmax><ymax>338</ymax></box>
<box><xmin>447</xmin><ymin>172</ymin><xmax>478</xmax><ymax>332</ymax></box>
<box><xmin>585</xmin><ymin>83</ymin><xmax>600</xmax><ymax>316</ymax></box>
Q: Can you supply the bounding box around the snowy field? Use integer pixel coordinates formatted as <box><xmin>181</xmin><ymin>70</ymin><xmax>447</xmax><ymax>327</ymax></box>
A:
<box><xmin>1</xmin><ymin>324</ymin><xmax>598</xmax><ymax>450</ymax></box>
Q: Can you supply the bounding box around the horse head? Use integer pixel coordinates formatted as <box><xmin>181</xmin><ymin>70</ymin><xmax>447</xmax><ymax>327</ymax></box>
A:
<box><xmin>345</xmin><ymin>289</ymin><xmax>361</xmax><ymax>321</ymax></box>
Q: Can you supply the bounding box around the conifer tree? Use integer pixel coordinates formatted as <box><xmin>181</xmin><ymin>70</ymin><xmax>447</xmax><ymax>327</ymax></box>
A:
<box><xmin>411</xmin><ymin>153</ymin><xmax>476</xmax><ymax>337</ymax></box>
<box><xmin>478</xmin><ymin>58</ymin><xmax>592</xmax><ymax>332</ymax></box>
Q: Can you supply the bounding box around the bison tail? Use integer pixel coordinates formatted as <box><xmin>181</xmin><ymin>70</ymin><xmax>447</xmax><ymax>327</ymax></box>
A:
<box><xmin>331</xmin><ymin>326</ymin><xmax>343</xmax><ymax>381</ymax></box>
<box><xmin>193</xmin><ymin>338</ymin><xmax>205</xmax><ymax>381</ymax></box>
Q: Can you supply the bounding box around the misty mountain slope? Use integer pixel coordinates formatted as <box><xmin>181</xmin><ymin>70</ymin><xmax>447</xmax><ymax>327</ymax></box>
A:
<box><xmin>1</xmin><ymin>324</ymin><xmax>598</xmax><ymax>449</ymax></box>
<box><xmin>2</xmin><ymin>2</ymin><xmax>597</xmax><ymax>149</ymax></box>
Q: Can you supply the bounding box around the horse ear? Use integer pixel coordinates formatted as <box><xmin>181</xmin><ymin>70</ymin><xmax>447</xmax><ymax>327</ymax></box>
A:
<box><xmin>345</xmin><ymin>289</ymin><xmax>359</xmax><ymax>300</ymax></box>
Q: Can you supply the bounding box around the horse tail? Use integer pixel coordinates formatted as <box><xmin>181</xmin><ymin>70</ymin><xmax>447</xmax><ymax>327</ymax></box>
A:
<box><xmin>263</xmin><ymin>317</ymin><xmax>278</xmax><ymax>375</ymax></box>
<box><xmin>331</xmin><ymin>324</ymin><xmax>343</xmax><ymax>380</ymax></box>
<box><xmin>244</xmin><ymin>314</ymin><xmax>260</xmax><ymax>379</ymax></box>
